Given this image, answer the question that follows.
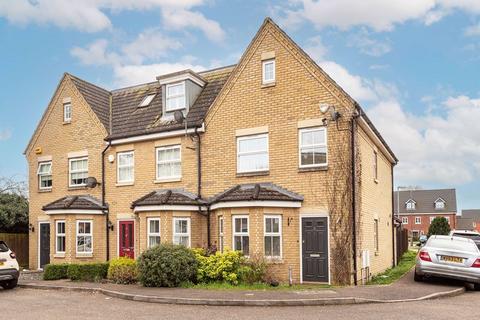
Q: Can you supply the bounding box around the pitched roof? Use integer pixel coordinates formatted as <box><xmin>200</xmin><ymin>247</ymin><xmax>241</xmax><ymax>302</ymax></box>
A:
<box><xmin>462</xmin><ymin>209</ymin><xmax>480</xmax><ymax>220</ymax></box>
<box><xmin>209</xmin><ymin>183</ymin><xmax>304</xmax><ymax>203</ymax></box>
<box><xmin>131</xmin><ymin>189</ymin><xmax>204</xmax><ymax>208</ymax></box>
<box><xmin>42</xmin><ymin>195</ymin><xmax>106</xmax><ymax>211</ymax></box>
<box><xmin>456</xmin><ymin>218</ymin><xmax>475</xmax><ymax>231</ymax></box>
<box><xmin>393</xmin><ymin>189</ymin><xmax>457</xmax><ymax>214</ymax></box>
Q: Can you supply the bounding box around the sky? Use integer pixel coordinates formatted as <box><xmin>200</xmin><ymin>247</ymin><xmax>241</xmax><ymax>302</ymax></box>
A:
<box><xmin>0</xmin><ymin>0</ymin><xmax>479</xmax><ymax>211</ymax></box>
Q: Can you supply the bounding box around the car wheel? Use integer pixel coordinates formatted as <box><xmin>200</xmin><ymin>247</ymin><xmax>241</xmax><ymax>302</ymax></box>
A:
<box><xmin>474</xmin><ymin>283</ymin><xmax>480</xmax><ymax>291</ymax></box>
<box><xmin>1</xmin><ymin>279</ymin><xmax>18</xmax><ymax>290</ymax></box>
<box><xmin>414</xmin><ymin>271</ymin><xmax>423</xmax><ymax>282</ymax></box>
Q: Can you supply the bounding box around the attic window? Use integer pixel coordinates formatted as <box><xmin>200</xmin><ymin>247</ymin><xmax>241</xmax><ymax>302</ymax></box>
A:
<box><xmin>435</xmin><ymin>199</ymin><xmax>445</xmax><ymax>210</ymax></box>
<box><xmin>139</xmin><ymin>94</ymin><xmax>156</xmax><ymax>107</ymax></box>
<box><xmin>166</xmin><ymin>82</ymin><xmax>186</xmax><ymax>112</ymax></box>
<box><xmin>406</xmin><ymin>199</ymin><xmax>416</xmax><ymax>210</ymax></box>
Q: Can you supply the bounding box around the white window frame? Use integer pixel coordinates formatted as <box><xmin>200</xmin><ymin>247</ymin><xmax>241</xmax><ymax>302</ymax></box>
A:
<box><xmin>373</xmin><ymin>151</ymin><xmax>378</xmax><ymax>180</ymax></box>
<box><xmin>37</xmin><ymin>161</ymin><xmax>52</xmax><ymax>190</ymax></box>
<box><xmin>262</xmin><ymin>59</ymin><xmax>275</xmax><ymax>84</ymax></box>
<box><xmin>172</xmin><ymin>217</ymin><xmax>191</xmax><ymax>247</ymax></box>
<box><xmin>156</xmin><ymin>145</ymin><xmax>182</xmax><ymax>180</ymax></box>
<box><xmin>69</xmin><ymin>157</ymin><xmax>88</xmax><ymax>187</ymax></box>
<box><xmin>218</xmin><ymin>216</ymin><xmax>224</xmax><ymax>253</ymax></box>
<box><xmin>236</xmin><ymin>133</ymin><xmax>269</xmax><ymax>173</ymax></box>
<box><xmin>435</xmin><ymin>200</ymin><xmax>445</xmax><ymax>210</ymax></box>
<box><xmin>139</xmin><ymin>94</ymin><xmax>156</xmax><ymax>107</ymax></box>
<box><xmin>415</xmin><ymin>217</ymin><xmax>421</xmax><ymax>225</ymax></box>
<box><xmin>76</xmin><ymin>220</ymin><xmax>93</xmax><ymax>254</ymax></box>
<box><xmin>232</xmin><ymin>215</ymin><xmax>249</xmax><ymax>256</ymax></box>
<box><xmin>264</xmin><ymin>215</ymin><xmax>282</xmax><ymax>259</ymax></box>
<box><xmin>165</xmin><ymin>82</ymin><xmax>186</xmax><ymax>112</ymax></box>
<box><xmin>64</xmin><ymin>102</ymin><xmax>72</xmax><ymax>122</ymax></box>
<box><xmin>402</xmin><ymin>217</ymin><xmax>408</xmax><ymax>224</ymax></box>
<box><xmin>298</xmin><ymin>127</ymin><xmax>328</xmax><ymax>168</ymax></box>
<box><xmin>147</xmin><ymin>217</ymin><xmax>161</xmax><ymax>248</ymax></box>
<box><xmin>117</xmin><ymin>151</ymin><xmax>134</xmax><ymax>183</ymax></box>
<box><xmin>55</xmin><ymin>220</ymin><xmax>66</xmax><ymax>254</ymax></box>
<box><xmin>406</xmin><ymin>200</ymin><xmax>416</xmax><ymax>210</ymax></box>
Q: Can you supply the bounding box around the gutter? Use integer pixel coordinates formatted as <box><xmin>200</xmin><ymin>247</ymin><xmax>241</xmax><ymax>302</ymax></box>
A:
<box><xmin>102</xmin><ymin>141</ymin><xmax>111</xmax><ymax>261</ymax></box>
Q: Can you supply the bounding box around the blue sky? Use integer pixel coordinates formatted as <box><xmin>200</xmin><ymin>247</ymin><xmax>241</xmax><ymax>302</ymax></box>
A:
<box><xmin>0</xmin><ymin>0</ymin><xmax>480</xmax><ymax>210</ymax></box>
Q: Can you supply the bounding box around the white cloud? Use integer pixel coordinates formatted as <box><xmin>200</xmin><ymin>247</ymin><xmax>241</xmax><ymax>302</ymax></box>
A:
<box><xmin>465</xmin><ymin>22</ymin><xmax>480</xmax><ymax>36</ymax></box>
<box><xmin>71</xmin><ymin>39</ymin><xmax>120</xmax><ymax>66</ymax></box>
<box><xmin>347</xmin><ymin>30</ymin><xmax>391</xmax><ymax>57</ymax></box>
<box><xmin>0</xmin><ymin>128</ymin><xmax>12</xmax><ymax>141</ymax></box>
<box><xmin>304</xmin><ymin>36</ymin><xmax>328</xmax><ymax>61</ymax></box>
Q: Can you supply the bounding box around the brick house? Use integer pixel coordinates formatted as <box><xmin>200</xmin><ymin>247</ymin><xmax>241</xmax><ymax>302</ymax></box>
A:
<box><xmin>457</xmin><ymin>210</ymin><xmax>480</xmax><ymax>232</ymax></box>
<box><xmin>394</xmin><ymin>188</ymin><xmax>457</xmax><ymax>238</ymax></box>
<box><xmin>25</xmin><ymin>18</ymin><xmax>398</xmax><ymax>285</ymax></box>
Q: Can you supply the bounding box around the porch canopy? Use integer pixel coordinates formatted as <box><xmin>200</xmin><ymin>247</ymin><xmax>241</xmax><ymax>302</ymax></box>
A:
<box><xmin>42</xmin><ymin>195</ymin><xmax>107</xmax><ymax>215</ymax></box>
<box><xmin>131</xmin><ymin>189</ymin><xmax>207</xmax><ymax>212</ymax></box>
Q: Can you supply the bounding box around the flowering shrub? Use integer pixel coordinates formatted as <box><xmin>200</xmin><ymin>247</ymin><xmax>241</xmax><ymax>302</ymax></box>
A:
<box><xmin>107</xmin><ymin>257</ymin><xmax>138</xmax><ymax>284</ymax></box>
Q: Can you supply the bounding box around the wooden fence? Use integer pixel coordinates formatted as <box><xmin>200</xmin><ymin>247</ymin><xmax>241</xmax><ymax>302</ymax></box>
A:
<box><xmin>0</xmin><ymin>233</ymin><xmax>28</xmax><ymax>267</ymax></box>
<box><xmin>396</xmin><ymin>228</ymin><xmax>409</xmax><ymax>265</ymax></box>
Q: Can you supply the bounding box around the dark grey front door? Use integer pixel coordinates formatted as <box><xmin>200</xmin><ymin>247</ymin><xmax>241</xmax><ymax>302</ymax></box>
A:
<box><xmin>39</xmin><ymin>223</ymin><xmax>50</xmax><ymax>269</ymax></box>
<box><xmin>302</xmin><ymin>217</ymin><xmax>328</xmax><ymax>282</ymax></box>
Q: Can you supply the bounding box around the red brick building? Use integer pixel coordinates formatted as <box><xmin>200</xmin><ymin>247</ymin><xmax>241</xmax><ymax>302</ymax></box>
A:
<box><xmin>394</xmin><ymin>189</ymin><xmax>457</xmax><ymax>238</ymax></box>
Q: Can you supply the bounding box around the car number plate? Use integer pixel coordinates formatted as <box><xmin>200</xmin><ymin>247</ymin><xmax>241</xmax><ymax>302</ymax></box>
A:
<box><xmin>441</xmin><ymin>256</ymin><xmax>463</xmax><ymax>263</ymax></box>
<box><xmin>0</xmin><ymin>261</ymin><xmax>3</xmax><ymax>266</ymax></box>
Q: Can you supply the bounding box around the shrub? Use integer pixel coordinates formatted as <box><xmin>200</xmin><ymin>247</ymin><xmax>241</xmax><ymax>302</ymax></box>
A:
<box><xmin>428</xmin><ymin>217</ymin><xmax>451</xmax><ymax>236</ymax></box>
<box><xmin>238</xmin><ymin>257</ymin><xmax>267</xmax><ymax>284</ymax></box>
<box><xmin>107</xmin><ymin>257</ymin><xmax>138</xmax><ymax>284</ymax></box>
<box><xmin>138</xmin><ymin>244</ymin><xmax>198</xmax><ymax>287</ymax></box>
<box><xmin>67</xmin><ymin>262</ymin><xmax>109</xmax><ymax>282</ymax></box>
<box><xmin>195</xmin><ymin>250</ymin><xmax>246</xmax><ymax>285</ymax></box>
<box><xmin>43</xmin><ymin>263</ymin><xmax>69</xmax><ymax>280</ymax></box>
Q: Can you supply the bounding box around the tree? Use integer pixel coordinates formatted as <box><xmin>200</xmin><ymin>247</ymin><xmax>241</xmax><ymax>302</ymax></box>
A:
<box><xmin>0</xmin><ymin>176</ymin><xmax>28</xmax><ymax>233</ymax></box>
<box><xmin>428</xmin><ymin>217</ymin><xmax>451</xmax><ymax>236</ymax></box>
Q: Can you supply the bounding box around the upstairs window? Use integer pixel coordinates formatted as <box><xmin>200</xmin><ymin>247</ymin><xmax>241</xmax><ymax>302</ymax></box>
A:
<box><xmin>117</xmin><ymin>151</ymin><xmax>134</xmax><ymax>183</ymax></box>
<box><xmin>406</xmin><ymin>200</ymin><xmax>416</xmax><ymax>210</ymax></box>
<box><xmin>435</xmin><ymin>199</ymin><xmax>445</xmax><ymax>210</ymax></box>
<box><xmin>402</xmin><ymin>217</ymin><xmax>408</xmax><ymax>224</ymax></box>
<box><xmin>262</xmin><ymin>59</ymin><xmax>275</xmax><ymax>84</ymax></box>
<box><xmin>166</xmin><ymin>82</ymin><xmax>185</xmax><ymax>111</ymax></box>
<box><xmin>69</xmin><ymin>157</ymin><xmax>88</xmax><ymax>187</ymax></box>
<box><xmin>237</xmin><ymin>134</ymin><xmax>269</xmax><ymax>173</ymax></box>
<box><xmin>299</xmin><ymin>127</ymin><xmax>327</xmax><ymax>168</ymax></box>
<box><xmin>64</xmin><ymin>103</ymin><xmax>72</xmax><ymax>122</ymax></box>
<box><xmin>139</xmin><ymin>94</ymin><xmax>156</xmax><ymax>107</ymax></box>
<box><xmin>415</xmin><ymin>217</ymin><xmax>421</xmax><ymax>224</ymax></box>
<box><xmin>373</xmin><ymin>151</ymin><xmax>378</xmax><ymax>180</ymax></box>
<box><xmin>156</xmin><ymin>145</ymin><xmax>181</xmax><ymax>180</ymax></box>
<box><xmin>37</xmin><ymin>161</ymin><xmax>52</xmax><ymax>190</ymax></box>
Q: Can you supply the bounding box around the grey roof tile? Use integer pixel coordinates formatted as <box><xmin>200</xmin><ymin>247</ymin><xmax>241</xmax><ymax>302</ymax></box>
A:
<box><xmin>42</xmin><ymin>195</ymin><xmax>106</xmax><ymax>211</ymax></box>
<box><xmin>131</xmin><ymin>189</ymin><xmax>204</xmax><ymax>208</ymax></box>
<box><xmin>209</xmin><ymin>183</ymin><xmax>304</xmax><ymax>203</ymax></box>
<box><xmin>393</xmin><ymin>189</ymin><xmax>457</xmax><ymax>214</ymax></box>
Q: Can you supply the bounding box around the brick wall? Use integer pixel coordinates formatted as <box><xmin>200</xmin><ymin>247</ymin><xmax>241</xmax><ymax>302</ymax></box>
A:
<box><xmin>399</xmin><ymin>213</ymin><xmax>457</xmax><ymax>236</ymax></box>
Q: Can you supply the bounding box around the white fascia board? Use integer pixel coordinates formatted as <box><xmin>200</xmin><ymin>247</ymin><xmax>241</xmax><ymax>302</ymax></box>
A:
<box><xmin>397</xmin><ymin>212</ymin><xmax>455</xmax><ymax>216</ymax></box>
<box><xmin>357</xmin><ymin>116</ymin><xmax>396</xmax><ymax>164</ymax></box>
<box><xmin>110</xmin><ymin>123</ymin><xmax>205</xmax><ymax>145</ymax></box>
<box><xmin>44</xmin><ymin>209</ymin><xmax>104</xmax><ymax>215</ymax></box>
<box><xmin>210</xmin><ymin>201</ymin><xmax>302</xmax><ymax>210</ymax></box>
<box><xmin>134</xmin><ymin>205</ymin><xmax>206</xmax><ymax>212</ymax></box>
<box><xmin>158</xmin><ymin>74</ymin><xmax>206</xmax><ymax>87</ymax></box>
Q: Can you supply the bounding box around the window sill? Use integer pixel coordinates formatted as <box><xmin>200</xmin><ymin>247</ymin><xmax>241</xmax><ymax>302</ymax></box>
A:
<box><xmin>298</xmin><ymin>166</ymin><xmax>328</xmax><ymax>173</ymax></box>
<box><xmin>261</xmin><ymin>82</ymin><xmax>276</xmax><ymax>88</ymax></box>
<box><xmin>54</xmin><ymin>253</ymin><xmax>65</xmax><ymax>258</ymax></box>
<box><xmin>236</xmin><ymin>170</ymin><xmax>269</xmax><ymax>178</ymax></box>
<box><xmin>154</xmin><ymin>177</ymin><xmax>182</xmax><ymax>183</ymax></box>
<box><xmin>68</xmin><ymin>186</ymin><xmax>88</xmax><ymax>191</ymax></box>
<box><xmin>76</xmin><ymin>253</ymin><xmax>93</xmax><ymax>258</ymax></box>
<box><xmin>265</xmin><ymin>258</ymin><xmax>284</xmax><ymax>264</ymax></box>
<box><xmin>63</xmin><ymin>121</ymin><xmax>71</xmax><ymax>125</ymax></box>
<box><xmin>116</xmin><ymin>182</ymin><xmax>134</xmax><ymax>187</ymax></box>
<box><xmin>38</xmin><ymin>188</ymin><xmax>52</xmax><ymax>193</ymax></box>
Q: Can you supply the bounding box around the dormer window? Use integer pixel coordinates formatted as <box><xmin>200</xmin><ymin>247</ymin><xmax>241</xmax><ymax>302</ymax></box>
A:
<box><xmin>435</xmin><ymin>198</ymin><xmax>446</xmax><ymax>210</ymax></box>
<box><xmin>166</xmin><ymin>82</ymin><xmax>186</xmax><ymax>112</ymax></box>
<box><xmin>406</xmin><ymin>199</ymin><xmax>416</xmax><ymax>210</ymax></box>
<box><xmin>139</xmin><ymin>94</ymin><xmax>156</xmax><ymax>107</ymax></box>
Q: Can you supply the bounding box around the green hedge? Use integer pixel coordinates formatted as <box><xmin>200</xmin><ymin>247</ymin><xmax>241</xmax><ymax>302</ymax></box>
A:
<box><xmin>108</xmin><ymin>257</ymin><xmax>138</xmax><ymax>284</ymax></box>
<box><xmin>43</xmin><ymin>263</ymin><xmax>69</xmax><ymax>280</ymax></box>
<box><xmin>67</xmin><ymin>262</ymin><xmax>109</xmax><ymax>282</ymax></box>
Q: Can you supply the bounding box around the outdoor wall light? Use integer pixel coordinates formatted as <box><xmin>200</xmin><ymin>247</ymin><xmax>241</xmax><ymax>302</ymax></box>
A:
<box><xmin>28</xmin><ymin>223</ymin><xmax>35</xmax><ymax>232</ymax></box>
<box><xmin>107</xmin><ymin>220</ymin><xmax>114</xmax><ymax>231</ymax></box>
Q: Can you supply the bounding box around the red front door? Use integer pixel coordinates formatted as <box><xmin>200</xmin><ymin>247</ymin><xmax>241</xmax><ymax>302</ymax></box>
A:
<box><xmin>119</xmin><ymin>221</ymin><xmax>134</xmax><ymax>258</ymax></box>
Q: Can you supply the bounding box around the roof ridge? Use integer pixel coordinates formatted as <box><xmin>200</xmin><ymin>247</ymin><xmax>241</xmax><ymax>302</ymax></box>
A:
<box><xmin>198</xmin><ymin>64</ymin><xmax>237</xmax><ymax>75</ymax></box>
<box><xmin>66</xmin><ymin>73</ymin><xmax>111</xmax><ymax>94</ymax></box>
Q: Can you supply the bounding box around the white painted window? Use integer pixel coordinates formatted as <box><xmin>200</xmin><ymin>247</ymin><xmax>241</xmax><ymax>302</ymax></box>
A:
<box><xmin>156</xmin><ymin>145</ymin><xmax>181</xmax><ymax>180</ymax></box>
<box><xmin>76</xmin><ymin>220</ymin><xmax>93</xmax><ymax>254</ymax></box>
<box><xmin>117</xmin><ymin>151</ymin><xmax>134</xmax><ymax>183</ymax></box>
<box><xmin>402</xmin><ymin>217</ymin><xmax>408</xmax><ymax>224</ymax></box>
<box><xmin>69</xmin><ymin>157</ymin><xmax>88</xmax><ymax>187</ymax></box>
<box><xmin>264</xmin><ymin>215</ymin><xmax>282</xmax><ymax>258</ymax></box>
<box><xmin>237</xmin><ymin>134</ymin><xmax>269</xmax><ymax>173</ymax></box>
<box><xmin>406</xmin><ymin>200</ymin><xmax>415</xmax><ymax>210</ymax></box>
<box><xmin>435</xmin><ymin>200</ymin><xmax>445</xmax><ymax>210</ymax></box>
<box><xmin>166</xmin><ymin>82</ymin><xmax>186</xmax><ymax>111</ymax></box>
<box><xmin>139</xmin><ymin>94</ymin><xmax>156</xmax><ymax>107</ymax></box>
<box><xmin>147</xmin><ymin>218</ymin><xmax>161</xmax><ymax>248</ymax></box>
<box><xmin>56</xmin><ymin>220</ymin><xmax>66</xmax><ymax>254</ymax></box>
<box><xmin>37</xmin><ymin>161</ymin><xmax>52</xmax><ymax>189</ymax></box>
<box><xmin>218</xmin><ymin>216</ymin><xmax>224</xmax><ymax>253</ymax></box>
<box><xmin>64</xmin><ymin>103</ymin><xmax>72</xmax><ymax>122</ymax></box>
<box><xmin>173</xmin><ymin>217</ymin><xmax>190</xmax><ymax>247</ymax></box>
<box><xmin>299</xmin><ymin>127</ymin><xmax>327</xmax><ymax>168</ymax></box>
<box><xmin>262</xmin><ymin>59</ymin><xmax>275</xmax><ymax>84</ymax></box>
<box><xmin>374</xmin><ymin>219</ymin><xmax>379</xmax><ymax>252</ymax></box>
<box><xmin>233</xmin><ymin>216</ymin><xmax>249</xmax><ymax>256</ymax></box>
<box><xmin>373</xmin><ymin>151</ymin><xmax>378</xmax><ymax>180</ymax></box>
<box><xmin>415</xmin><ymin>217</ymin><xmax>421</xmax><ymax>225</ymax></box>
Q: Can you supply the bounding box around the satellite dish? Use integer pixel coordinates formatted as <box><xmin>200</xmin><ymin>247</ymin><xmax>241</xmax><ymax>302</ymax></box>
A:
<box><xmin>86</xmin><ymin>177</ymin><xmax>98</xmax><ymax>188</ymax></box>
<box><xmin>174</xmin><ymin>110</ymin><xmax>184</xmax><ymax>124</ymax></box>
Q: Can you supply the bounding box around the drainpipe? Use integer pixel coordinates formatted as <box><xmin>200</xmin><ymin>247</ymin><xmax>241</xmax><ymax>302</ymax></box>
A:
<box><xmin>194</xmin><ymin>127</ymin><xmax>210</xmax><ymax>247</ymax></box>
<box><xmin>351</xmin><ymin>111</ymin><xmax>359</xmax><ymax>286</ymax></box>
<box><xmin>102</xmin><ymin>141</ymin><xmax>111</xmax><ymax>261</ymax></box>
<box><xmin>391</xmin><ymin>166</ymin><xmax>396</xmax><ymax>267</ymax></box>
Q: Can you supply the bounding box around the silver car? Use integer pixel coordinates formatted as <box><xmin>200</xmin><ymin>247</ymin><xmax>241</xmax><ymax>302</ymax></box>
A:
<box><xmin>415</xmin><ymin>235</ymin><xmax>480</xmax><ymax>289</ymax></box>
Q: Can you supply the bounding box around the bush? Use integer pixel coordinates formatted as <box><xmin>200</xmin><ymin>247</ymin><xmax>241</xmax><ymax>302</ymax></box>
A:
<box><xmin>238</xmin><ymin>257</ymin><xmax>267</xmax><ymax>284</ymax></box>
<box><xmin>428</xmin><ymin>217</ymin><xmax>451</xmax><ymax>236</ymax></box>
<box><xmin>195</xmin><ymin>250</ymin><xmax>247</xmax><ymax>285</ymax></box>
<box><xmin>107</xmin><ymin>257</ymin><xmax>138</xmax><ymax>284</ymax></box>
<box><xmin>67</xmin><ymin>262</ymin><xmax>109</xmax><ymax>282</ymax></box>
<box><xmin>43</xmin><ymin>263</ymin><xmax>69</xmax><ymax>280</ymax></box>
<box><xmin>138</xmin><ymin>244</ymin><xmax>198</xmax><ymax>287</ymax></box>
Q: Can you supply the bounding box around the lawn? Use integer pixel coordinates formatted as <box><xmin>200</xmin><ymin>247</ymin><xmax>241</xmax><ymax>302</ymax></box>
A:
<box><xmin>367</xmin><ymin>250</ymin><xmax>417</xmax><ymax>285</ymax></box>
<box><xmin>181</xmin><ymin>281</ymin><xmax>333</xmax><ymax>291</ymax></box>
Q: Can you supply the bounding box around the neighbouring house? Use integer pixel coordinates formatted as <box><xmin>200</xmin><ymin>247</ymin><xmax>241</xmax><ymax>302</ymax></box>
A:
<box><xmin>394</xmin><ymin>188</ymin><xmax>457</xmax><ymax>238</ymax></box>
<box><xmin>457</xmin><ymin>210</ymin><xmax>480</xmax><ymax>232</ymax></box>
<box><xmin>24</xmin><ymin>18</ymin><xmax>398</xmax><ymax>285</ymax></box>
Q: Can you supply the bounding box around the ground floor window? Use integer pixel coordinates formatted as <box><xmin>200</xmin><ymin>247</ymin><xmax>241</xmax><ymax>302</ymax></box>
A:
<box><xmin>76</xmin><ymin>220</ymin><xmax>92</xmax><ymax>254</ymax></box>
<box><xmin>173</xmin><ymin>217</ymin><xmax>190</xmax><ymax>247</ymax></box>
<box><xmin>374</xmin><ymin>219</ymin><xmax>379</xmax><ymax>252</ymax></box>
<box><xmin>264</xmin><ymin>215</ymin><xmax>281</xmax><ymax>258</ymax></box>
<box><xmin>56</xmin><ymin>220</ymin><xmax>65</xmax><ymax>253</ymax></box>
<box><xmin>147</xmin><ymin>218</ymin><xmax>161</xmax><ymax>248</ymax></box>
<box><xmin>233</xmin><ymin>215</ymin><xmax>249</xmax><ymax>256</ymax></box>
<box><xmin>218</xmin><ymin>216</ymin><xmax>224</xmax><ymax>253</ymax></box>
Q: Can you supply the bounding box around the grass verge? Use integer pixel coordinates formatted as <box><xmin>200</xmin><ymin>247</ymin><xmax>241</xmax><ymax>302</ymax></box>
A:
<box><xmin>367</xmin><ymin>250</ymin><xmax>417</xmax><ymax>285</ymax></box>
<box><xmin>181</xmin><ymin>282</ymin><xmax>333</xmax><ymax>291</ymax></box>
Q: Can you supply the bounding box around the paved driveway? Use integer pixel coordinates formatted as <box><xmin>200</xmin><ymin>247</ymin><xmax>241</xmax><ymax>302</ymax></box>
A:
<box><xmin>0</xmin><ymin>287</ymin><xmax>477</xmax><ymax>320</ymax></box>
